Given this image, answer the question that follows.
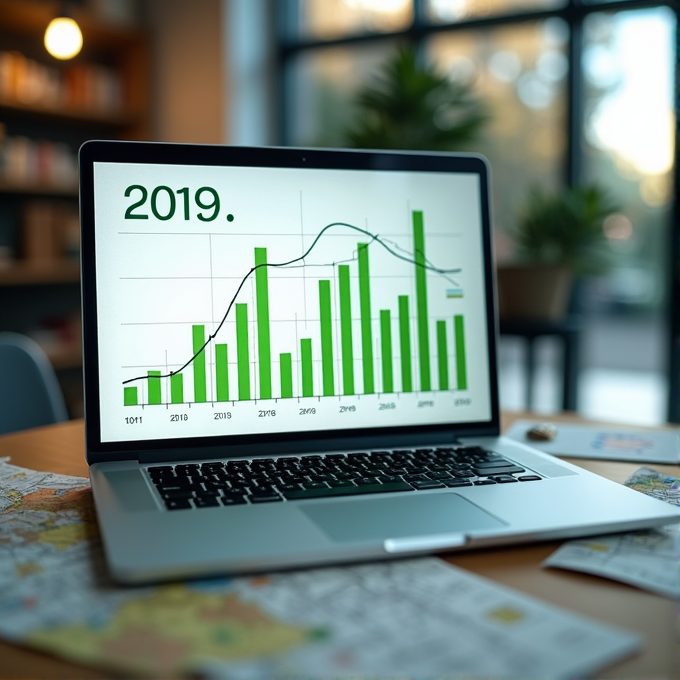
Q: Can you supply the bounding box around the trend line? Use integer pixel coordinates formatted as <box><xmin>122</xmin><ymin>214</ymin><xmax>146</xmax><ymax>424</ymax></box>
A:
<box><xmin>122</xmin><ymin>221</ymin><xmax>461</xmax><ymax>386</ymax></box>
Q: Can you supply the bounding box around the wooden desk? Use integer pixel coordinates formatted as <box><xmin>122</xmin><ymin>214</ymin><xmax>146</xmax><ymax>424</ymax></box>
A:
<box><xmin>1</xmin><ymin>416</ymin><xmax>679</xmax><ymax>679</ymax></box>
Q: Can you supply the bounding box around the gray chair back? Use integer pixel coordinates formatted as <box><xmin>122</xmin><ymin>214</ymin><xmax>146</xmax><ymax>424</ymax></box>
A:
<box><xmin>0</xmin><ymin>332</ymin><xmax>69</xmax><ymax>435</ymax></box>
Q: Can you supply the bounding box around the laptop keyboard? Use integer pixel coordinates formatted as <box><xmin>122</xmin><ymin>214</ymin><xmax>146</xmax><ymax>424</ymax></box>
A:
<box><xmin>147</xmin><ymin>446</ymin><xmax>542</xmax><ymax>511</ymax></box>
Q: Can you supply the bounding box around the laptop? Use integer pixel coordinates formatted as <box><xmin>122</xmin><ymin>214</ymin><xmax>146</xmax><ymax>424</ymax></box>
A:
<box><xmin>79</xmin><ymin>140</ymin><xmax>680</xmax><ymax>584</ymax></box>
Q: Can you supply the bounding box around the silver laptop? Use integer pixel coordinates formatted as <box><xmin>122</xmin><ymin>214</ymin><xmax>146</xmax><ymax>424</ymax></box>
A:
<box><xmin>79</xmin><ymin>140</ymin><xmax>680</xmax><ymax>584</ymax></box>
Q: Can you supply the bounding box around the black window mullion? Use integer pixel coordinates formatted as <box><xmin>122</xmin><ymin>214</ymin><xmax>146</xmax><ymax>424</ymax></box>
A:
<box><xmin>566</xmin><ymin>0</ymin><xmax>584</xmax><ymax>188</ymax></box>
<box><xmin>665</xmin><ymin>16</ymin><xmax>680</xmax><ymax>421</ymax></box>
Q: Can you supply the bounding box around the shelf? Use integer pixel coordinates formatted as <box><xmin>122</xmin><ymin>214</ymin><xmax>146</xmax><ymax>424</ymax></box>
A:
<box><xmin>0</xmin><ymin>95</ymin><xmax>139</xmax><ymax>128</ymax></box>
<box><xmin>0</xmin><ymin>180</ymin><xmax>78</xmax><ymax>197</ymax></box>
<box><xmin>0</xmin><ymin>261</ymin><xmax>80</xmax><ymax>285</ymax></box>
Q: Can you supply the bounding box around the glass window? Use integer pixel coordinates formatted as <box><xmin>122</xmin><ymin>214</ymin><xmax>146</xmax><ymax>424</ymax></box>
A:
<box><xmin>426</xmin><ymin>0</ymin><xmax>565</xmax><ymax>23</ymax></box>
<box><xmin>427</xmin><ymin>19</ymin><xmax>568</xmax><ymax>240</ymax></box>
<box><xmin>582</xmin><ymin>6</ymin><xmax>676</xmax><ymax>308</ymax></box>
<box><xmin>286</xmin><ymin>42</ymin><xmax>397</xmax><ymax>147</ymax></box>
<box><xmin>284</xmin><ymin>0</ymin><xmax>412</xmax><ymax>40</ymax></box>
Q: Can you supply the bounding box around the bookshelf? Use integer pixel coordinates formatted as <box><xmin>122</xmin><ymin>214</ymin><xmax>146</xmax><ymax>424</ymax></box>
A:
<box><xmin>0</xmin><ymin>0</ymin><xmax>150</xmax><ymax>416</ymax></box>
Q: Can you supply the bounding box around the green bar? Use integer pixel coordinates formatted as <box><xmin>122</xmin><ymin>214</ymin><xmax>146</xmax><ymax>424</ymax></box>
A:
<box><xmin>318</xmin><ymin>280</ymin><xmax>335</xmax><ymax>396</ymax></box>
<box><xmin>413</xmin><ymin>211</ymin><xmax>431</xmax><ymax>391</ymax></box>
<box><xmin>300</xmin><ymin>338</ymin><xmax>314</xmax><ymax>397</ymax></box>
<box><xmin>280</xmin><ymin>353</ymin><xmax>293</xmax><ymax>398</ymax></box>
<box><xmin>254</xmin><ymin>248</ymin><xmax>272</xmax><ymax>399</ymax></box>
<box><xmin>437</xmin><ymin>321</ymin><xmax>449</xmax><ymax>391</ymax></box>
<box><xmin>338</xmin><ymin>264</ymin><xmax>354</xmax><ymax>395</ymax></box>
<box><xmin>380</xmin><ymin>310</ymin><xmax>393</xmax><ymax>394</ymax></box>
<box><xmin>124</xmin><ymin>386</ymin><xmax>138</xmax><ymax>406</ymax></box>
<box><xmin>357</xmin><ymin>242</ymin><xmax>374</xmax><ymax>394</ymax></box>
<box><xmin>398</xmin><ymin>295</ymin><xmax>413</xmax><ymax>393</ymax></box>
<box><xmin>455</xmin><ymin>315</ymin><xmax>468</xmax><ymax>391</ymax></box>
<box><xmin>215</xmin><ymin>343</ymin><xmax>229</xmax><ymax>402</ymax></box>
<box><xmin>192</xmin><ymin>324</ymin><xmax>207</xmax><ymax>403</ymax></box>
<box><xmin>236</xmin><ymin>303</ymin><xmax>251</xmax><ymax>400</ymax></box>
<box><xmin>147</xmin><ymin>371</ymin><xmax>162</xmax><ymax>405</ymax></box>
<box><xmin>171</xmin><ymin>372</ymin><xmax>184</xmax><ymax>404</ymax></box>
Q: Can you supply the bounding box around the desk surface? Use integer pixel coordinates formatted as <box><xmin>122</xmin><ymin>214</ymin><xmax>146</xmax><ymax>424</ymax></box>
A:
<box><xmin>0</xmin><ymin>415</ymin><xmax>678</xmax><ymax>679</ymax></box>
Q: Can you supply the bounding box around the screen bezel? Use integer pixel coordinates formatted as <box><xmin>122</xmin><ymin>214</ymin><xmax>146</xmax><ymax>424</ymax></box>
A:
<box><xmin>79</xmin><ymin>140</ymin><xmax>501</xmax><ymax>463</ymax></box>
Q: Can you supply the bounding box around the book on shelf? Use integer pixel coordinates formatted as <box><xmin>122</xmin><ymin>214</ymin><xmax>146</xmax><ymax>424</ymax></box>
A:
<box><xmin>21</xmin><ymin>200</ymin><xmax>79</xmax><ymax>263</ymax></box>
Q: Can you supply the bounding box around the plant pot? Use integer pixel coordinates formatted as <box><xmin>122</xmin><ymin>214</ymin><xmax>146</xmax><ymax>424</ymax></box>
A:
<box><xmin>496</xmin><ymin>265</ymin><xmax>572</xmax><ymax>321</ymax></box>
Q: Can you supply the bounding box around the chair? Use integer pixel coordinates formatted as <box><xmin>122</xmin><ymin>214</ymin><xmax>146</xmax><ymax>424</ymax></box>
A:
<box><xmin>499</xmin><ymin>315</ymin><xmax>581</xmax><ymax>412</ymax></box>
<box><xmin>0</xmin><ymin>332</ymin><xmax>69</xmax><ymax>435</ymax></box>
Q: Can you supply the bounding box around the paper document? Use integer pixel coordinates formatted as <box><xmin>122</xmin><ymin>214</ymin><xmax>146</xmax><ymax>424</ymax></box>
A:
<box><xmin>505</xmin><ymin>420</ymin><xmax>680</xmax><ymax>463</ymax></box>
<box><xmin>0</xmin><ymin>459</ymin><xmax>640</xmax><ymax>679</ymax></box>
<box><xmin>544</xmin><ymin>467</ymin><xmax>680</xmax><ymax>599</ymax></box>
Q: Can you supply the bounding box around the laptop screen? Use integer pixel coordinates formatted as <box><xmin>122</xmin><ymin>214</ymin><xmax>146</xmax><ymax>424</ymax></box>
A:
<box><xmin>82</xmin><ymin>144</ymin><xmax>496</xmax><ymax>450</ymax></box>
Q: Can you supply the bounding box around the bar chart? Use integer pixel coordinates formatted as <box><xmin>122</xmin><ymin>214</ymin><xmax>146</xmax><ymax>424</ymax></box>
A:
<box><xmin>121</xmin><ymin>210</ymin><xmax>468</xmax><ymax>408</ymax></box>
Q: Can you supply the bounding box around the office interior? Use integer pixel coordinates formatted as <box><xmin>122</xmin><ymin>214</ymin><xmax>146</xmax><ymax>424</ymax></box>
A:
<box><xmin>0</xmin><ymin>0</ymin><xmax>677</xmax><ymax>427</ymax></box>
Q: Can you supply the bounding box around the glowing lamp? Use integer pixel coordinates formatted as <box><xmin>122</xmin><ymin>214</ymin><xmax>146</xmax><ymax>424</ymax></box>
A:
<box><xmin>45</xmin><ymin>16</ymin><xmax>83</xmax><ymax>60</ymax></box>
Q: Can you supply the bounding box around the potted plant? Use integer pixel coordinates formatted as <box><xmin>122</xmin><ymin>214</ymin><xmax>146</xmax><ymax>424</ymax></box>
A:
<box><xmin>497</xmin><ymin>184</ymin><xmax>618</xmax><ymax>320</ymax></box>
<box><xmin>342</xmin><ymin>45</ymin><xmax>488</xmax><ymax>151</ymax></box>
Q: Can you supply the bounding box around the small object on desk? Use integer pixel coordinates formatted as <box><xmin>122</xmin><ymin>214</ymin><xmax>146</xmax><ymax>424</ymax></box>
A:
<box><xmin>506</xmin><ymin>420</ymin><xmax>680</xmax><ymax>464</ymax></box>
<box><xmin>526</xmin><ymin>423</ymin><xmax>558</xmax><ymax>441</ymax></box>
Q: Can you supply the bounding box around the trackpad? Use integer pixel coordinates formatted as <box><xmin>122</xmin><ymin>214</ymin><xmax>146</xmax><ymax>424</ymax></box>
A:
<box><xmin>300</xmin><ymin>493</ymin><xmax>505</xmax><ymax>543</ymax></box>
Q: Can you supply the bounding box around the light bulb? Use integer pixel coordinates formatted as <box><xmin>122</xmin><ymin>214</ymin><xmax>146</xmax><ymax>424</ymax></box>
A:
<box><xmin>44</xmin><ymin>17</ymin><xmax>83</xmax><ymax>60</ymax></box>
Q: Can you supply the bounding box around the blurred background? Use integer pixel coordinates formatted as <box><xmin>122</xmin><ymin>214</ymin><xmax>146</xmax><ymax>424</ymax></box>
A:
<box><xmin>0</xmin><ymin>0</ymin><xmax>677</xmax><ymax>425</ymax></box>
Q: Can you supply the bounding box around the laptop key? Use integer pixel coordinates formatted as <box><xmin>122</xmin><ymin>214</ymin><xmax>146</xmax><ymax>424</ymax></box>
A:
<box><xmin>428</xmin><ymin>465</ymin><xmax>451</xmax><ymax>473</ymax></box>
<box><xmin>472</xmin><ymin>465</ymin><xmax>525</xmax><ymax>476</ymax></box>
<box><xmin>149</xmin><ymin>465</ymin><xmax>173</xmax><ymax>475</ymax></box>
<box><xmin>160</xmin><ymin>489</ymin><xmax>194</xmax><ymax>500</ymax></box>
<box><xmin>303</xmin><ymin>482</ymin><xmax>330</xmax><ymax>490</ymax></box>
<box><xmin>250</xmin><ymin>484</ymin><xmax>276</xmax><ymax>494</ymax></box>
<box><xmin>220</xmin><ymin>494</ymin><xmax>247</xmax><ymax>505</ymax></box>
<box><xmin>518</xmin><ymin>475</ymin><xmax>542</xmax><ymax>482</ymax></box>
<box><xmin>443</xmin><ymin>479</ymin><xmax>473</xmax><ymax>488</ymax></box>
<box><xmin>175</xmin><ymin>464</ymin><xmax>200</xmax><ymax>474</ymax></box>
<box><xmin>282</xmin><ymin>481</ymin><xmax>414</xmax><ymax>500</ymax></box>
<box><xmin>378</xmin><ymin>475</ymin><xmax>403</xmax><ymax>483</ymax></box>
<box><xmin>410</xmin><ymin>479</ymin><xmax>445</xmax><ymax>490</ymax></box>
<box><xmin>156</xmin><ymin>481</ymin><xmax>193</xmax><ymax>492</ymax></box>
<box><xmin>356</xmin><ymin>477</ymin><xmax>379</xmax><ymax>485</ymax></box>
<box><xmin>165</xmin><ymin>499</ymin><xmax>192</xmax><ymax>510</ymax></box>
<box><xmin>249</xmin><ymin>493</ymin><xmax>283</xmax><ymax>503</ymax></box>
<box><xmin>195</xmin><ymin>488</ymin><xmax>220</xmax><ymax>497</ymax></box>
<box><xmin>403</xmin><ymin>473</ymin><xmax>429</xmax><ymax>482</ymax></box>
<box><xmin>474</xmin><ymin>459</ymin><xmax>515</xmax><ymax>469</ymax></box>
<box><xmin>194</xmin><ymin>496</ymin><xmax>220</xmax><ymax>508</ymax></box>
<box><xmin>491</xmin><ymin>475</ymin><xmax>519</xmax><ymax>483</ymax></box>
<box><xmin>427</xmin><ymin>471</ymin><xmax>452</xmax><ymax>480</ymax></box>
<box><xmin>308</xmin><ymin>474</ymin><xmax>335</xmax><ymax>483</ymax></box>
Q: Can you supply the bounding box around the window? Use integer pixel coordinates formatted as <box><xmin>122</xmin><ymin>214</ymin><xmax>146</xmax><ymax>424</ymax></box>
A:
<box><xmin>277</xmin><ymin>0</ymin><xmax>677</xmax><ymax>307</ymax></box>
<box><xmin>276</xmin><ymin>0</ymin><xmax>678</xmax><ymax>422</ymax></box>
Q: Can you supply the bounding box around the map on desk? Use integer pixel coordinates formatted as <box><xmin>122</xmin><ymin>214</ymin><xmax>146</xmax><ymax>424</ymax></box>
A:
<box><xmin>0</xmin><ymin>458</ymin><xmax>640</xmax><ymax>679</ymax></box>
<box><xmin>544</xmin><ymin>467</ymin><xmax>680</xmax><ymax>599</ymax></box>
